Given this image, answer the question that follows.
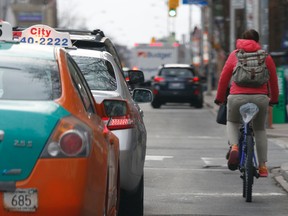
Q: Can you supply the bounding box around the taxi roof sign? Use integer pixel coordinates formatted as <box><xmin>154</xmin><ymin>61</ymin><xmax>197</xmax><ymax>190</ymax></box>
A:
<box><xmin>0</xmin><ymin>21</ymin><xmax>13</xmax><ymax>41</ymax></box>
<box><xmin>18</xmin><ymin>24</ymin><xmax>72</xmax><ymax>47</ymax></box>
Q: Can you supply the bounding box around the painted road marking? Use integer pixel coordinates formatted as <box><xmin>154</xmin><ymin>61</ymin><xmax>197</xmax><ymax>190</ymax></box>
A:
<box><xmin>150</xmin><ymin>135</ymin><xmax>223</xmax><ymax>139</ymax></box>
<box><xmin>146</xmin><ymin>155</ymin><xmax>174</xmax><ymax>161</ymax></box>
<box><xmin>165</xmin><ymin>192</ymin><xmax>286</xmax><ymax>197</ymax></box>
<box><xmin>201</xmin><ymin>157</ymin><xmax>227</xmax><ymax>168</ymax></box>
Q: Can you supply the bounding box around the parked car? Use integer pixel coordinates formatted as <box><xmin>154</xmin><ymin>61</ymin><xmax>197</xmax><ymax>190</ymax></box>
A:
<box><xmin>55</xmin><ymin>29</ymin><xmax>125</xmax><ymax>76</ymax></box>
<box><xmin>67</xmin><ymin>47</ymin><xmax>153</xmax><ymax>216</ymax></box>
<box><xmin>151</xmin><ymin>64</ymin><xmax>204</xmax><ymax>109</ymax></box>
<box><xmin>0</xmin><ymin>22</ymin><xmax>120</xmax><ymax>216</ymax></box>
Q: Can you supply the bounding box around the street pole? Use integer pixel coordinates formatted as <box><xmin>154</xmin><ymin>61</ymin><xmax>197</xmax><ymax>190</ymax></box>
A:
<box><xmin>206</xmin><ymin>0</ymin><xmax>213</xmax><ymax>96</ymax></box>
<box><xmin>188</xmin><ymin>4</ymin><xmax>192</xmax><ymax>64</ymax></box>
<box><xmin>260</xmin><ymin>0</ymin><xmax>269</xmax><ymax>51</ymax></box>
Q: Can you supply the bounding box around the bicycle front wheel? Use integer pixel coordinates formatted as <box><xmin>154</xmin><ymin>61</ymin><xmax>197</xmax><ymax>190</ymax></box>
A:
<box><xmin>244</xmin><ymin>134</ymin><xmax>254</xmax><ymax>202</ymax></box>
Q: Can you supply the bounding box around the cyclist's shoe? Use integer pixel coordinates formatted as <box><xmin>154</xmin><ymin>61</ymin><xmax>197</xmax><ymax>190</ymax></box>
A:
<box><xmin>225</xmin><ymin>145</ymin><xmax>231</xmax><ymax>160</ymax></box>
<box><xmin>227</xmin><ymin>144</ymin><xmax>239</xmax><ymax>171</ymax></box>
<box><xmin>259</xmin><ymin>165</ymin><xmax>268</xmax><ymax>177</ymax></box>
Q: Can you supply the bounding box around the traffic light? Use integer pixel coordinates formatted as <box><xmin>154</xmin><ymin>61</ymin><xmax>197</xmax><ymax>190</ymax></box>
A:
<box><xmin>168</xmin><ymin>0</ymin><xmax>179</xmax><ymax>17</ymax></box>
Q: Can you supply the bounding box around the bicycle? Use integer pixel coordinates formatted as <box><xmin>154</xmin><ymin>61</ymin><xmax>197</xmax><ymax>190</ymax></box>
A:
<box><xmin>238</xmin><ymin>102</ymin><xmax>260</xmax><ymax>202</ymax></box>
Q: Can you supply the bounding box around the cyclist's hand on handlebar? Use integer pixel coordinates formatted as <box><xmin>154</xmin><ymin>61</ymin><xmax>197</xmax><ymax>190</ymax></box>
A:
<box><xmin>269</xmin><ymin>101</ymin><xmax>278</xmax><ymax>107</ymax></box>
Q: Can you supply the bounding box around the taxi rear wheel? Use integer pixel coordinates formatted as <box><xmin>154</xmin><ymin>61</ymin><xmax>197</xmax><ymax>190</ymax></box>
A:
<box><xmin>118</xmin><ymin>175</ymin><xmax>144</xmax><ymax>216</ymax></box>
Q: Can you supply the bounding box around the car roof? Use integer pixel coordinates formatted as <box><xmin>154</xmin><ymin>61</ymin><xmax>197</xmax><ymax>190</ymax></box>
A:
<box><xmin>0</xmin><ymin>41</ymin><xmax>57</xmax><ymax>59</ymax></box>
<box><xmin>161</xmin><ymin>64</ymin><xmax>193</xmax><ymax>68</ymax></box>
<box><xmin>55</xmin><ymin>29</ymin><xmax>123</xmax><ymax>69</ymax></box>
<box><xmin>67</xmin><ymin>48</ymin><xmax>114</xmax><ymax>62</ymax></box>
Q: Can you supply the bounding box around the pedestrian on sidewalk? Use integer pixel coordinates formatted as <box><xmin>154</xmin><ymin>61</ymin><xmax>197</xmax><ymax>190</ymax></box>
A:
<box><xmin>214</xmin><ymin>29</ymin><xmax>279</xmax><ymax>177</ymax></box>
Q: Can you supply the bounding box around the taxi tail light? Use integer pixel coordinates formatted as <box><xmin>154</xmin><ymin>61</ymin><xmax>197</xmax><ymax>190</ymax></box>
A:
<box><xmin>153</xmin><ymin>76</ymin><xmax>165</xmax><ymax>83</ymax></box>
<box><xmin>101</xmin><ymin>99</ymin><xmax>134</xmax><ymax>130</ymax></box>
<box><xmin>40</xmin><ymin>116</ymin><xmax>91</xmax><ymax>158</ymax></box>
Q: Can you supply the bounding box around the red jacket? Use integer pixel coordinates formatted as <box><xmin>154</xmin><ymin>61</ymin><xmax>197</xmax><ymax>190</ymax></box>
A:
<box><xmin>215</xmin><ymin>39</ymin><xmax>279</xmax><ymax>104</ymax></box>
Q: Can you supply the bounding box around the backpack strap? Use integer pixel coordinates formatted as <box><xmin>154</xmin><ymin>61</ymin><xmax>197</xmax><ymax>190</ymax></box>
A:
<box><xmin>236</xmin><ymin>49</ymin><xmax>247</xmax><ymax>65</ymax></box>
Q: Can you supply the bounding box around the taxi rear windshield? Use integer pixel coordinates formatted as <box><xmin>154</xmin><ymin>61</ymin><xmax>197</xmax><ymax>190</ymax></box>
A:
<box><xmin>160</xmin><ymin>68</ymin><xmax>195</xmax><ymax>78</ymax></box>
<box><xmin>72</xmin><ymin>56</ymin><xmax>117</xmax><ymax>91</ymax></box>
<box><xmin>0</xmin><ymin>57</ymin><xmax>61</xmax><ymax>100</ymax></box>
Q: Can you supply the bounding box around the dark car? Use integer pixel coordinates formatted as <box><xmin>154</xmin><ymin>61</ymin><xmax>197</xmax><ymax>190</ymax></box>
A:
<box><xmin>151</xmin><ymin>64</ymin><xmax>204</xmax><ymax>108</ymax></box>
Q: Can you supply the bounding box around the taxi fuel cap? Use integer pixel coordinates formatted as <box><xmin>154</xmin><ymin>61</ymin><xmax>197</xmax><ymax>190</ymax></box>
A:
<box><xmin>0</xmin><ymin>21</ymin><xmax>13</xmax><ymax>41</ymax></box>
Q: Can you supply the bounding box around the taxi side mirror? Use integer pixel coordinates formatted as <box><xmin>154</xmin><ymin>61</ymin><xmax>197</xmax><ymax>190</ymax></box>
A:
<box><xmin>102</xmin><ymin>100</ymin><xmax>128</xmax><ymax>117</ymax></box>
<box><xmin>96</xmin><ymin>99</ymin><xmax>129</xmax><ymax>118</ymax></box>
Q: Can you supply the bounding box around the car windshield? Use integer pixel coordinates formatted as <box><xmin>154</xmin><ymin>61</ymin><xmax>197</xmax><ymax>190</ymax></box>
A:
<box><xmin>72</xmin><ymin>56</ymin><xmax>117</xmax><ymax>91</ymax></box>
<box><xmin>0</xmin><ymin>57</ymin><xmax>61</xmax><ymax>100</ymax></box>
<box><xmin>160</xmin><ymin>68</ymin><xmax>194</xmax><ymax>78</ymax></box>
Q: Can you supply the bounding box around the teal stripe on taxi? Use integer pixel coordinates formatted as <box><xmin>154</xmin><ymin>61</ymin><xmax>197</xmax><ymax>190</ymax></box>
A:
<box><xmin>0</xmin><ymin>101</ymin><xmax>70</xmax><ymax>181</ymax></box>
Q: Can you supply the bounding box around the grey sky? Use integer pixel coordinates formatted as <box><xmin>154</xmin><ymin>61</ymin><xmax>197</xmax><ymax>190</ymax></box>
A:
<box><xmin>57</xmin><ymin>0</ymin><xmax>201</xmax><ymax>47</ymax></box>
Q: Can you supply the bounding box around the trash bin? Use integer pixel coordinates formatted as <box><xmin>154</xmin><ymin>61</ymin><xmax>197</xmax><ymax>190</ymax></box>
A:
<box><xmin>272</xmin><ymin>66</ymin><xmax>286</xmax><ymax>123</ymax></box>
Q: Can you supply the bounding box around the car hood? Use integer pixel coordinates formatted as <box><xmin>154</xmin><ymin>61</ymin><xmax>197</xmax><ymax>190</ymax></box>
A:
<box><xmin>91</xmin><ymin>90</ymin><xmax>122</xmax><ymax>103</ymax></box>
<box><xmin>0</xmin><ymin>101</ymin><xmax>69</xmax><ymax>181</ymax></box>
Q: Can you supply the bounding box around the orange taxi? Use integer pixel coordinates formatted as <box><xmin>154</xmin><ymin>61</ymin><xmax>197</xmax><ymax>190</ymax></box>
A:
<box><xmin>0</xmin><ymin>21</ymin><xmax>119</xmax><ymax>216</ymax></box>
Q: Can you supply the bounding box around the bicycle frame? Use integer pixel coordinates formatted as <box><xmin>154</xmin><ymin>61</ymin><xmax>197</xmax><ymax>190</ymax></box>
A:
<box><xmin>238</xmin><ymin>103</ymin><xmax>260</xmax><ymax>202</ymax></box>
<box><xmin>239</xmin><ymin>122</ymin><xmax>258</xmax><ymax>170</ymax></box>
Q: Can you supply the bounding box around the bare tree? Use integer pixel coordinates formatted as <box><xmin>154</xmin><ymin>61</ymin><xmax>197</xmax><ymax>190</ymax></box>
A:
<box><xmin>57</xmin><ymin>1</ymin><xmax>88</xmax><ymax>30</ymax></box>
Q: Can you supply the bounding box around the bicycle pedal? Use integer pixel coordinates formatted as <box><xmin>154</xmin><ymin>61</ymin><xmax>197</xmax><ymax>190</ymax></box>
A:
<box><xmin>253</xmin><ymin>167</ymin><xmax>260</xmax><ymax>178</ymax></box>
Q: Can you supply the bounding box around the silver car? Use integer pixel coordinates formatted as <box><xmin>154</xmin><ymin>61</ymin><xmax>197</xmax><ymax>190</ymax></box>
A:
<box><xmin>67</xmin><ymin>48</ymin><xmax>152</xmax><ymax>216</ymax></box>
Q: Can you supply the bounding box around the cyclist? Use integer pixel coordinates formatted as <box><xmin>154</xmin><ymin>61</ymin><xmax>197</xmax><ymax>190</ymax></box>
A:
<box><xmin>214</xmin><ymin>29</ymin><xmax>279</xmax><ymax>177</ymax></box>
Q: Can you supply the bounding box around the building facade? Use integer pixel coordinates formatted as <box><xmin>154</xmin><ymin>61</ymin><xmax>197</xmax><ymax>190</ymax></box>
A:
<box><xmin>1</xmin><ymin>0</ymin><xmax>57</xmax><ymax>27</ymax></box>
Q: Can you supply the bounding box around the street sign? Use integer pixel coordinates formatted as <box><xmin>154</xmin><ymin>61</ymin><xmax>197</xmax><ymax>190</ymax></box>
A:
<box><xmin>232</xmin><ymin>0</ymin><xmax>244</xmax><ymax>9</ymax></box>
<box><xmin>182</xmin><ymin>0</ymin><xmax>208</xmax><ymax>5</ymax></box>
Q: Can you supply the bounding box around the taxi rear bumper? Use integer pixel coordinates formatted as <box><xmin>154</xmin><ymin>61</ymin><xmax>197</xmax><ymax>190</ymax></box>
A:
<box><xmin>0</xmin><ymin>158</ymin><xmax>107</xmax><ymax>216</ymax></box>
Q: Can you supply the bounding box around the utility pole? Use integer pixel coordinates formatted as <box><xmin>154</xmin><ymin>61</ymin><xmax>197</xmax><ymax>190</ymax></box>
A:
<box><xmin>260</xmin><ymin>0</ymin><xmax>269</xmax><ymax>51</ymax></box>
<box><xmin>206</xmin><ymin>0</ymin><xmax>213</xmax><ymax>96</ymax></box>
<box><xmin>188</xmin><ymin>4</ymin><xmax>192</xmax><ymax>64</ymax></box>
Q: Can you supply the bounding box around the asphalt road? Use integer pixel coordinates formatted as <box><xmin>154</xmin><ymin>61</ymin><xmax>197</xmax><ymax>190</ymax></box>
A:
<box><xmin>140</xmin><ymin>103</ymin><xmax>288</xmax><ymax>216</ymax></box>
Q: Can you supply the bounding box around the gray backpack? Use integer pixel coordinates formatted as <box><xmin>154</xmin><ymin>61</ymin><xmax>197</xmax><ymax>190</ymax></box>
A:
<box><xmin>232</xmin><ymin>49</ymin><xmax>269</xmax><ymax>87</ymax></box>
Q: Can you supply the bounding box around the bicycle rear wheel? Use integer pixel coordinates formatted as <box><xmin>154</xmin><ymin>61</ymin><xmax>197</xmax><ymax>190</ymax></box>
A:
<box><xmin>244</xmin><ymin>135</ymin><xmax>254</xmax><ymax>202</ymax></box>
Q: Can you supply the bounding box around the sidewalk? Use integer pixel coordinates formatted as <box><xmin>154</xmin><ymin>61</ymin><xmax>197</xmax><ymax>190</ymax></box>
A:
<box><xmin>204</xmin><ymin>90</ymin><xmax>288</xmax><ymax>192</ymax></box>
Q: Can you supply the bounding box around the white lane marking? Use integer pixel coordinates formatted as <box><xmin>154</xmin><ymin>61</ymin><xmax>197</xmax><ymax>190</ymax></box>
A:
<box><xmin>150</xmin><ymin>135</ymin><xmax>223</xmax><ymax>139</ymax></box>
<box><xmin>144</xmin><ymin>167</ymin><xmax>226</xmax><ymax>172</ymax></box>
<box><xmin>145</xmin><ymin>155</ymin><xmax>174</xmax><ymax>161</ymax></box>
<box><xmin>165</xmin><ymin>192</ymin><xmax>286</xmax><ymax>197</ymax></box>
<box><xmin>201</xmin><ymin>157</ymin><xmax>227</xmax><ymax>168</ymax></box>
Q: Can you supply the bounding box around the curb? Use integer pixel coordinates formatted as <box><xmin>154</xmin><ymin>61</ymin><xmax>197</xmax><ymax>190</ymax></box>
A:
<box><xmin>272</xmin><ymin>167</ymin><xmax>288</xmax><ymax>193</ymax></box>
<box><xmin>281</xmin><ymin>163</ymin><xmax>288</xmax><ymax>182</ymax></box>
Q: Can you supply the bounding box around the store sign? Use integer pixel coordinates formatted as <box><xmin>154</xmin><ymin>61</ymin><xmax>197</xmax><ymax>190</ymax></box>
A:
<box><xmin>232</xmin><ymin>0</ymin><xmax>244</xmax><ymax>9</ymax></box>
<box><xmin>182</xmin><ymin>0</ymin><xmax>207</xmax><ymax>5</ymax></box>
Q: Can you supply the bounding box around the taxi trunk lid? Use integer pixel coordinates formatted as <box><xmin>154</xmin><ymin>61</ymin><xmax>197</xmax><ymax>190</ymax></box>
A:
<box><xmin>0</xmin><ymin>101</ymin><xmax>69</xmax><ymax>181</ymax></box>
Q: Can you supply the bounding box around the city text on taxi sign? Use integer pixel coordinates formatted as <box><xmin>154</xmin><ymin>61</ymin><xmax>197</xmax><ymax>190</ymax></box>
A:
<box><xmin>18</xmin><ymin>24</ymin><xmax>72</xmax><ymax>47</ymax></box>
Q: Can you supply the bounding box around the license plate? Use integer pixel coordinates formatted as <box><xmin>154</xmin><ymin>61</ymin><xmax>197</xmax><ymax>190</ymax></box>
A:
<box><xmin>3</xmin><ymin>189</ymin><xmax>38</xmax><ymax>212</ymax></box>
<box><xmin>169</xmin><ymin>83</ymin><xmax>184</xmax><ymax>89</ymax></box>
